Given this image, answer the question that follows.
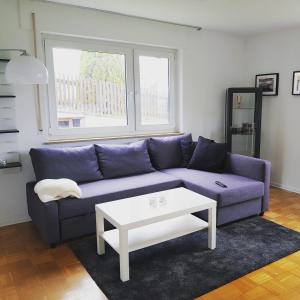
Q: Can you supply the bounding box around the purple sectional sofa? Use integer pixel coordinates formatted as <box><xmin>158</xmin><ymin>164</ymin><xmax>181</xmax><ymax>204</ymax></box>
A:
<box><xmin>27</xmin><ymin>134</ymin><xmax>271</xmax><ymax>246</ymax></box>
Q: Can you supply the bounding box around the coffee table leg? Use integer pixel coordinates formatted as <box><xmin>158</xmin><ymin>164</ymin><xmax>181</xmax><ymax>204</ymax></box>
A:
<box><xmin>96</xmin><ymin>210</ymin><xmax>105</xmax><ymax>255</ymax></box>
<box><xmin>119</xmin><ymin>229</ymin><xmax>129</xmax><ymax>282</ymax></box>
<box><xmin>208</xmin><ymin>206</ymin><xmax>216</xmax><ymax>249</ymax></box>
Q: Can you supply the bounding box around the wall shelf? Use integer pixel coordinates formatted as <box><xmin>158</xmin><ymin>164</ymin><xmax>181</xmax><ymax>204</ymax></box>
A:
<box><xmin>0</xmin><ymin>162</ymin><xmax>22</xmax><ymax>169</ymax></box>
<box><xmin>0</xmin><ymin>129</ymin><xmax>19</xmax><ymax>134</ymax></box>
<box><xmin>0</xmin><ymin>58</ymin><xmax>21</xmax><ymax>174</ymax></box>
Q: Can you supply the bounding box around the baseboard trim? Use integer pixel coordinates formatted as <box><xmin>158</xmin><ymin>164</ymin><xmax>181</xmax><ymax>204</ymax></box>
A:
<box><xmin>0</xmin><ymin>216</ymin><xmax>31</xmax><ymax>228</ymax></box>
<box><xmin>271</xmin><ymin>181</ymin><xmax>300</xmax><ymax>195</ymax></box>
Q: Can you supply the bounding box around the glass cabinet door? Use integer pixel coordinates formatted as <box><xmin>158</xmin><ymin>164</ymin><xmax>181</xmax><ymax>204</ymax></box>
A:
<box><xmin>226</xmin><ymin>88</ymin><xmax>262</xmax><ymax>158</ymax></box>
<box><xmin>231</xmin><ymin>92</ymin><xmax>255</xmax><ymax>156</ymax></box>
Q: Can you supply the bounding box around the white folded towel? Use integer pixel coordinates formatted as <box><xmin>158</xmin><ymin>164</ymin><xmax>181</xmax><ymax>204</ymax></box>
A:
<box><xmin>34</xmin><ymin>178</ymin><xmax>82</xmax><ymax>203</ymax></box>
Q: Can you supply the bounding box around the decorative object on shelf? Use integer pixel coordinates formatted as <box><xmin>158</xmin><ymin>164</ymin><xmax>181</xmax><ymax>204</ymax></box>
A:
<box><xmin>292</xmin><ymin>71</ymin><xmax>300</xmax><ymax>95</ymax></box>
<box><xmin>236</xmin><ymin>95</ymin><xmax>242</xmax><ymax>108</ymax></box>
<box><xmin>0</xmin><ymin>150</ymin><xmax>21</xmax><ymax>170</ymax></box>
<box><xmin>0</xmin><ymin>158</ymin><xmax>7</xmax><ymax>167</ymax></box>
<box><xmin>255</xmin><ymin>73</ymin><xmax>279</xmax><ymax>96</ymax></box>
<box><xmin>0</xmin><ymin>49</ymin><xmax>48</xmax><ymax>84</ymax></box>
<box><xmin>226</xmin><ymin>87</ymin><xmax>263</xmax><ymax>158</ymax></box>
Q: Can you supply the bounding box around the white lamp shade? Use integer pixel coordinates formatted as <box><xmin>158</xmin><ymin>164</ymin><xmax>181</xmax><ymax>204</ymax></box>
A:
<box><xmin>5</xmin><ymin>55</ymin><xmax>48</xmax><ymax>84</ymax></box>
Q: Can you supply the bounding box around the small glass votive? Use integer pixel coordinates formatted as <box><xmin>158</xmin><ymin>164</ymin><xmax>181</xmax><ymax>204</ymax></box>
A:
<box><xmin>0</xmin><ymin>159</ymin><xmax>7</xmax><ymax>167</ymax></box>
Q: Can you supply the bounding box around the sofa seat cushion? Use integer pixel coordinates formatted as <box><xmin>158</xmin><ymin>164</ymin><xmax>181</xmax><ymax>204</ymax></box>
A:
<box><xmin>161</xmin><ymin>168</ymin><xmax>264</xmax><ymax>208</ymax></box>
<box><xmin>58</xmin><ymin>172</ymin><xmax>182</xmax><ymax>220</ymax></box>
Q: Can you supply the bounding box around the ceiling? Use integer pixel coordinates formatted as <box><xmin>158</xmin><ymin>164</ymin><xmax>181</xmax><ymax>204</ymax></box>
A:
<box><xmin>45</xmin><ymin>0</ymin><xmax>300</xmax><ymax>35</ymax></box>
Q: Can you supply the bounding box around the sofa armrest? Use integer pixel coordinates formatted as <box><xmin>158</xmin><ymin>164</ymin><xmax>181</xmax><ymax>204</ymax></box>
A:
<box><xmin>225</xmin><ymin>153</ymin><xmax>271</xmax><ymax>212</ymax></box>
<box><xmin>26</xmin><ymin>182</ymin><xmax>60</xmax><ymax>246</ymax></box>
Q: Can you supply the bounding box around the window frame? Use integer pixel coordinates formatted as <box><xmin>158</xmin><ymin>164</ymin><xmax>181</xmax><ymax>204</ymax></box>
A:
<box><xmin>43</xmin><ymin>35</ymin><xmax>177</xmax><ymax>139</ymax></box>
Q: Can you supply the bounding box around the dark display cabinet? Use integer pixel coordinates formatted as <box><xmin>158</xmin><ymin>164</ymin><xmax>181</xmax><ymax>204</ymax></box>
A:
<box><xmin>226</xmin><ymin>87</ymin><xmax>263</xmax><ymax>158</ymax></box>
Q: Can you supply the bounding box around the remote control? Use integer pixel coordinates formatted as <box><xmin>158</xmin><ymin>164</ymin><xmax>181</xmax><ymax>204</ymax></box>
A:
<box><xmin>215</xmin><ymin>181</ymin><xmax>227</xmax><ymax>188</ymax></box>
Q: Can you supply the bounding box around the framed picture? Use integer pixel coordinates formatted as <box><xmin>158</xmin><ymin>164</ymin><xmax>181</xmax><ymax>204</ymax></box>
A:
<box><xmin>255</xmin><ymin>73</ymin><xmax>279</xmax><ymax>96</ymax></box>
<box><xmin>292</xmin><ymin>71</ymin><xmax>300</xmax><ymax>95</ymax></box>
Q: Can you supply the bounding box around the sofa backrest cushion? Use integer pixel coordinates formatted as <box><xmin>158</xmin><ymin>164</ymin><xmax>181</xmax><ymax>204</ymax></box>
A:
<box><xmin>95</xmin><ymin>140</ymin><xmax>155</xmax><ymax>179</ymax></box>
<box><xmin>188</xmin><ymin>136</ymin><xmax>226</xmax><ymax>173</ymax></box>
<box><xmin>148</xmin><ymin>134</ymin><xmax>192</xmax><ymax>170</ymax></box>
<box><xmin>30</xmin><ymin>145</ymin><xmax>103</xmax><ymax>183</ymax></box>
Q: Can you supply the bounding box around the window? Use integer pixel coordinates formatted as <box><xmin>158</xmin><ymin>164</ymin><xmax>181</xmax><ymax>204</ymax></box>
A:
<box><xmin>44</xmin><ymin>36</ymin><xmax>176</xmax><ymax>138</ymax></box>
<box><xmin>52</xmin><ymin>48</ymin><xmax>127</xmax><ymax>129</ymax></box>
<box><xmin>138</xmin><ymin>55</ymin><xmax>170</xmax><ymax>125</ymax></box>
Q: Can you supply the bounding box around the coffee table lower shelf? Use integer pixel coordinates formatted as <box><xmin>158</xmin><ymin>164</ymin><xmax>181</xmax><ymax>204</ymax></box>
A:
<box><xmin>101</xmin><ymin>214</ymin><xmax>208</xmax><ymax>254</ymax></box>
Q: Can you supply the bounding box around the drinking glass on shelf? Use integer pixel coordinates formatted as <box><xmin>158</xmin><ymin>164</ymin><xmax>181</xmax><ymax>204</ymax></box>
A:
<box><xmin>0</xmin><ymin>158</ymin><xmax>7</xmax><ymax>167</ymax></box>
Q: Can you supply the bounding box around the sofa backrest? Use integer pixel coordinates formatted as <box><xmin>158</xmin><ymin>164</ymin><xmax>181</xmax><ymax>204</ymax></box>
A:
<box><xmin>29</xmin><ymin>134</ymin><xmax>193</xmax><ymax>183</ymax></box>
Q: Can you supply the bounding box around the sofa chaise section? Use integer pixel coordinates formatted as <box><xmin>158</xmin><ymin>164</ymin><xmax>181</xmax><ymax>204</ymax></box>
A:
<box><xmin>161</xmin><ymin>153</ymin><xmax>271</xmax><ymax>225</ymax></box>
<box><xmin>225</xmin><ymin>153</ymin><xmax>271</xmax><ymax>212</ymax></box>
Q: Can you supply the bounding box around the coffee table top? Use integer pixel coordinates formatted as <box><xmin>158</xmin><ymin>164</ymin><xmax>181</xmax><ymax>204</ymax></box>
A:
<box><xmin>96</xmin><ymin>187</ymin><xmax>216</xmax><ymax>229</ymax></box>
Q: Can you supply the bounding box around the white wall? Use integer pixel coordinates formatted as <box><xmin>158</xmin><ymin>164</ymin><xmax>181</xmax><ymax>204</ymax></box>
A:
<box><xmin>0</xmin><ymin>0</ymin><xmax>246</xmax><ymax>226</ymax></box>
<box><xmin>245</xmin><ymin>28</ymin><xmax>300</xmax><ymax>193</ymax></box>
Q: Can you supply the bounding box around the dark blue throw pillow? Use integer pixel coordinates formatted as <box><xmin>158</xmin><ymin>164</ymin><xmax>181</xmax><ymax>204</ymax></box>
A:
<box><xmin>180</xmin><ymin>136</ymin><xmax>215</xmax><ymax>167</ymax></box>
<box><xmin>188</xmin><ymin>137</ymin><xmax>226</xmax><ymax>172</ymax></box>
<box><xmin>30</xmin><ymin>145</ymin><xmax>103</xmax><ymax>183</ymax></box>
<box><xmin>95</xmin><ymin>140</ymin><xmax>155</xmax><ymax>179</ymax></box>
<box><xmin>148</xmin><ymin>134</ymin><xmax>192</xmax><ymax>170</ymax></box>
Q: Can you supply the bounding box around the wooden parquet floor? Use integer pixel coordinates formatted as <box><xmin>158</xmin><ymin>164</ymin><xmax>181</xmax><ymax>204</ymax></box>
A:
<box><xmin>197</xmin><ymin>188</ymin><xmax>300</xmax><ymax>300</ymax></box>
<box><xmin>0</xmin><ymin>187</ymin><xmax>299</xmax><ymax>300</ymax></box>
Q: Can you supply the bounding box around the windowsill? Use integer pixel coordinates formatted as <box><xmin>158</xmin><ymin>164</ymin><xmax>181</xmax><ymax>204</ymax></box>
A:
<box><xmin>44</xmin><ymin>132</ymin><xmax>184</xmax><ymax>145</ymax></box>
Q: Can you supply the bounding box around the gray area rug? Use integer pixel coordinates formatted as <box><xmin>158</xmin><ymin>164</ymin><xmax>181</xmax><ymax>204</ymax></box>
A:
<box><xmin>69</xmin><ymin>217</ymin><xmax>300</xmax><ymax>300</ymax></box>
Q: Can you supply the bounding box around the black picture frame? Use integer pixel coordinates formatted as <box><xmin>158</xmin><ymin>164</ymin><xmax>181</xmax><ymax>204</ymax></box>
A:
<box><xmin>292</xmin><ymin>71</ymin><xmax>300</xmax><ymax>95</ymax></box>
<box><xmin>255</xmin><ymin>73</ymin><xmax>279</xmax><ymax>96</ymax></box>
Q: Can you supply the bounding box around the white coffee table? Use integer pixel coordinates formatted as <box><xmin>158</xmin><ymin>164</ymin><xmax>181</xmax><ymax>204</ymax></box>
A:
<box><xmin>95</xmin><ymin>187</ymin><xmax>216</xmax><ymax>282</ymax></box>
